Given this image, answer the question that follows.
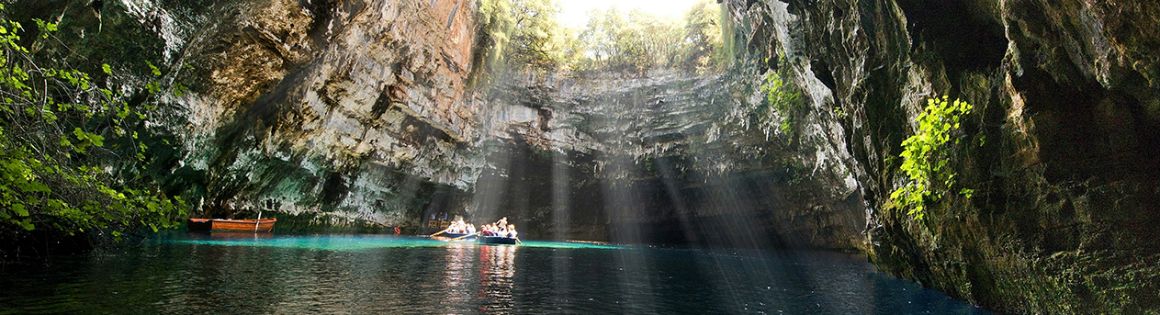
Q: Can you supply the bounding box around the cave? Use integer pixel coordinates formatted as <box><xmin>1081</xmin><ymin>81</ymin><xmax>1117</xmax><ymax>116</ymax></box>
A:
<box><xmin>1</xmin><ymin>0</ymin><xmax>1157</xmax><ymax>313</ymax></box>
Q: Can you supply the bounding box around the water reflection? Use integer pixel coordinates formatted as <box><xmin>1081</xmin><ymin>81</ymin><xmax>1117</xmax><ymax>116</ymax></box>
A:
<box><xmin>439</xmin><ymin>242</ymin><xmax>476</xmax><ymax>313</ymax></box>
<box><xmin>478</xmin><ymin>244</ymin><xmax>518</xmax><ymax>312</ymax></box>
<box><xmin>0</xmin><ymin>235</ymin><xmax>988</xmax><ymax>314</ymax></box>
<box><xmin>205</xmin><ymin>231</ymin><xmax>274</xmax><ymax>240</ymax></box>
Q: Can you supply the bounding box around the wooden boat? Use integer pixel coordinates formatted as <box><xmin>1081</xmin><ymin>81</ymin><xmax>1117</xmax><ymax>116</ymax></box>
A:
<box><xmin>189</xmin><ymin>218</ymin><xmax>277</xmax><ymax>232</ymax></box>
<box><xmin>477</xmin><ymin>235</ymin><xmax>518</xmax><ymax>245</ymax></box>
<box><xmin>188</xmin><ymin>218</ymin><xmax>213</xmax><ymax>231</ymax></box>
<box><xmin>439</xmin><ymin>232</ymin><xmax>471</xmax><ymax>238</ymax></box>
<box><xmin>432</xmin><ymin>232</ymin><xmax>476</xmax><ymax>241</ymax></box>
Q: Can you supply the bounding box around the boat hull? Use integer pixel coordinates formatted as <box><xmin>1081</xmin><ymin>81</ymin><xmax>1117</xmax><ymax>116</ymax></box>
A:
<box><xmin>441</xmin><ymin>232</ymin><xmax>471</xmax><ymax>239</ymax></box>
<box><xmin>188</xmin><ymin>218</ymin><xmax>213</xmax><ymax>232</ymax></box>
<box><xmin>189</xmin><ymin>218</ymin><xmax>277</xmax><ymax>232</ymax></box>
<box><xmin>478</xmin><ymin>236</ymin><xmax>518</xmax><ymax>245</ymax></box>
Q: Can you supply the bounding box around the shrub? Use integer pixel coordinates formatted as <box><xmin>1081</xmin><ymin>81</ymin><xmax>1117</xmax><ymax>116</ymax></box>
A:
<box><xmin>757</xmin><ymin>64</ymin><xmax>804</xmax><ymax>137</ymax></box>
<box><xmin>890</xmin><ymin>96</ymin><xmax>973</xmax><ymax>220</ymax></box>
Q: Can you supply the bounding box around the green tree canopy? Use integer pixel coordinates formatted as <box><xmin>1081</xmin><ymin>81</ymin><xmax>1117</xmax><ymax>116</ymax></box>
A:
<box><xmin>476</xmin><ymin>0</ymin><xmax>569</xmax><ymax>83</ymax></box>
<box><xmin>475</xmin><ymin>0</ymin><xmax>730</xmax><ymax>79</ymax></box>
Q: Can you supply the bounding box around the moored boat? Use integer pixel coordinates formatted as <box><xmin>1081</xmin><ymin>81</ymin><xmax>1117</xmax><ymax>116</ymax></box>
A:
<box><xmin>188</xmin><ymin>218</ymin><xmax>213</xmax><ymax>231</ymax></box>
<box><xmin>188</xmin><ymin>218</ymin><xmax>277</xmax><ymax>232</ymax></box>
<box><xmin>477</xmin><ymin>236</ymin><xmax>518</xmax><ymax>245</ymax></box>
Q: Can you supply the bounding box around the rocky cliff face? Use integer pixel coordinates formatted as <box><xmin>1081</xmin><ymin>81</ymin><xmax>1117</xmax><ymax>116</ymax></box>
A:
<box><xmin>111</xmin><ymin>0</ymin><xmax>487</xmax><ymax>226</ymax></box>
<box><xmin>725</xmin><ymin>0</ymin><xmax>1160</xmax><ymax>312</ymax></box>
<box><xmin>24</xmin><ymin>0</ymin><xmax>1158</xmax><ymax>311</ymax></box>
<box><xmin>475</xmin><ymin>70</ymin><xmax>864</xmax><ymax>248</ymax></box>
<box><xmin>45</xmin><ymin>0</ymin><xmax>865</xmax><ymax>245</ymax></box>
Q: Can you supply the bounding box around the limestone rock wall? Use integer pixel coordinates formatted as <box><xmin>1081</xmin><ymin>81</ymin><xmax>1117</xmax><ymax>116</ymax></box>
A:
<box><xmin>52</xmin><ymin>0</ymin><xmax>865</xmax><ymax>245</ymax></box>
<box><xmin>476</xmin><ymin>69</ymin><xmax>865</xmax><ymax>249</ymax></box>
<box><xmin>155</xmin><ymin>0</ymin><xmax>484</xmax><ymax>225</ymax></box>
<box><xmin>726</xmin><ymin>0</ymin><xmax>1160</xmax><ymax>312</ymax></box>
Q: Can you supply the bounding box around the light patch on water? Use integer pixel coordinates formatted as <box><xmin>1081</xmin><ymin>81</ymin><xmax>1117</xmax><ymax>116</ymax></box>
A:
<box><xmin>166</xmin><ymin>235</ymin><xmax>623</xmax><ymax>251</ymax></box>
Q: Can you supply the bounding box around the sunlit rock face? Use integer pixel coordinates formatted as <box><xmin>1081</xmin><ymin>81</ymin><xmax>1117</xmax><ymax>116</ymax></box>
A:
<box><xmin>155</xmin><ymin>0</ymin><xmax>483</xmax><ymax>225</ymax></box>
<box><xmin>25</xmin><ymin>0</ymin><xmax>866</xmax><ymax>244</ymax></box>
<box><xmin>31</xmin><ymin>1</ymin><xmax>1160</xmax><ymax>310</ymax></box>
<box><xmin>726</xmin><ymin>0</ymin><xmax>1160</xmax><ymax>312</ymax></box>
<box><xmin>475</xmin><ymin>70</ymin><xmax>865</xmax><ymax>249</ymax></box>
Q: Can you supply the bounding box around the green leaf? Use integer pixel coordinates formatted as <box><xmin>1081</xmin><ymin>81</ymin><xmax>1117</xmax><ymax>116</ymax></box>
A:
<box><xmin>19</xmin><ymin>218</ymin><xmax>34</xmax><ymax>231</ymax></box>
<box><xmin>101</xmin><ymin>63</ymin><xmax>112</xmax><ymax>75</ymax></box>
<box><xmin>12</xmin><ymin>203</ymin><xmax>28</xmax><ymax>217</ymax></box>
<box><xmin>147</xmin><ymin>61</ymin><xmax>161</xmax><ymax>77</ymax></box>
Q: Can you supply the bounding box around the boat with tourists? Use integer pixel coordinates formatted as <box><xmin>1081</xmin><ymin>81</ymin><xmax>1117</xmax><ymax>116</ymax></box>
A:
<box><xmin>430</xmin><ymin>216</ymin><xmax>521</xmax><ymax>245</ymax></box>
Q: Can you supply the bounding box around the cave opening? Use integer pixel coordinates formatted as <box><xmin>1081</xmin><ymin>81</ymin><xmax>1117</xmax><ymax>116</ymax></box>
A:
<box><xmin>4</xmin><ymin>0</ymin><xmax>1157</xmax><ymax>313</ymax></box>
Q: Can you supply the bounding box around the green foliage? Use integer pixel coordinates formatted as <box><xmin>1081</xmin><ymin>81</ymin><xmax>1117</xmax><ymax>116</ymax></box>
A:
<box><xmin>475</xmin><ymin>0</ymin><xmax>569</xmax><ymax>84</ymax></box>
<box><xmin>0</xmin><ymin>6</ymin><xmax>187</xmax><ymax>238</ymax></box>
<box><xmin>573</xmin><ymin>0</ymin><xmax>728</xmax><ymax>75</ymax></box>
<box><xmin>575</xmin><ymin>8</ymin><xmax>678</xmax><ymax>73</ymax></box>
<box><xmin>474</xmin><ymin>0</ymin><xmax>730</xmax><ymax>80</ymax></box>
<box><xmin>715</xmin><ymin>5</ymin><xmax>738</xmax><ymax>70</ymax></box>
<box><xmin>890</xmin><ymin>96</ymin><xmax>974</xmax><ymax>220</ymax></box>
<box><xmin>756</xmin><ymin>62</ymin><xmax>804</xmax><ymax>137</ymax></box>
<box><xmin>680</xmin><ymin>0</ymin><xmax>727</xmax><ymax>72</ymax></box>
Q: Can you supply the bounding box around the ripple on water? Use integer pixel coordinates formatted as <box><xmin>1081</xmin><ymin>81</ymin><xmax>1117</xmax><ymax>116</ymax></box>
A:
<box><xmin>164</xmin><ymin>234</ymin><xmax>624</xmax><ymax>251</ymax></box>
<box><xmin>0</xmin><ymin>234</ymin><xmax>990</xmax><ymax>314</ymax></box>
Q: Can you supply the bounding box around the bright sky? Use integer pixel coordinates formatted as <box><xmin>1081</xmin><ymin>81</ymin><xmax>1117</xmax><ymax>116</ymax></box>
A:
<box><xmin>556</xmin><ymin>0</ymin><xmax>703</xmax><ymax>30</ymax></box>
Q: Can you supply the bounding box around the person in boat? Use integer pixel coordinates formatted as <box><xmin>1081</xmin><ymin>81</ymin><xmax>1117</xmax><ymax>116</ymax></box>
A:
<box><xmin>446</xmin><ymin>221</ymin><xmax>458</xmax><ymax>234</ymax></box>
<box><xmin>506</xmin><ymin>224</ymin><xmax>518</xmax><ymax>239</ymax></box>
<box><xmin>454</xmin><ymin>218</ymin><xmax>467</xmax><ymax>234</ymax></box>
<box><xmin>467</xmin><ymin>223</ymin><xmax>476</xmax><ymax>235</ymax></box>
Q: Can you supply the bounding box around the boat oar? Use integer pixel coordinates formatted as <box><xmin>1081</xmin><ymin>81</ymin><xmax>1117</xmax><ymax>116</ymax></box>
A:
<box><xmin>254</xmin><ymin>211</ymin><xmax>262</xmax><ymax>232</ymax></box>
<box><xmin>429</xmin><ymin>227</ymin><xmax>449</xmax><ymax>237</ymax></box>
<box><xmin>514</xmin><ymin>237</ymin><xmax>523</xmax><ymax>245</ymax></box>
<box><xmin>450</xmin><ymin>233</ymin><xmax>476</xmax><ymax>241</ymax></box>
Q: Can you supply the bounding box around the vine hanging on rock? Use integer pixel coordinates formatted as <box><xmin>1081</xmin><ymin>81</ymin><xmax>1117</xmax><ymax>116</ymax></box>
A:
<box><xmin>890</xmin><ymin>96</ymin><xmax>974</xmax><ymax>220</ymax></box>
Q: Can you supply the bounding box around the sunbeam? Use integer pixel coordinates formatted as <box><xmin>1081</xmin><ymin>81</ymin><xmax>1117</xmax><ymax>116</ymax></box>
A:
<box><xmin>4</xmin><ymin>0</ymin><xmax>1145</xmax><ymax>313</ymax></box>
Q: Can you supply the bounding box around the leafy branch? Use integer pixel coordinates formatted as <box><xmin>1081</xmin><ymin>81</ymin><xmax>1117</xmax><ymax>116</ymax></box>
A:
<box><xmin>890</xmin><ymin>96</ymin><xmax>974</xmax><ymax>220</ymax></box>
<box><xmin>0</xmin><ymin>4</ymin><xmax>186</xmax><ymax>238</ymax></box>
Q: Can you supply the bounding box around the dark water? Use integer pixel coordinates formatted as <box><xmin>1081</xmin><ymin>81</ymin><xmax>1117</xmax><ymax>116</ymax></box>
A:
<box><xmin>0</xmin><ymin>234</ymin><xmax>989</xmax><ymax>314</ymax></box>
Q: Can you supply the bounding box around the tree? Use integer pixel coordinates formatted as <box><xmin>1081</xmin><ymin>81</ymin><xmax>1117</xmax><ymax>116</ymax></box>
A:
<box><xmin>571</xmin><ymin>0</ymin><xmax>727</xmax><ymax>75</ymax></box>
<box><xmin>0</xmin><ymin>4</ymin><xmax>186</xmax><ymax>242</ymax></box>
<box><xmin>475</xmin><ymin>0</ymin><xmax>568</xmax><ymax>83</ymax></box>
<box><xmin>681</xmin><ymin>0</ymin><xmax>725</xmax><ymax>72</ymax></box>
<box><xmin>477</xmin><ymin>0</ymin><xmax>730</xmax><ymax>78</ymax></box>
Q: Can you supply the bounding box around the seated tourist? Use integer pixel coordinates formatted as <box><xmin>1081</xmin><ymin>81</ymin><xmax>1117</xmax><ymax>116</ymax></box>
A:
<box><xmin>506</xmin><ymin>224</ymin><xmax>517</xmax><ymax>238</ymax></box>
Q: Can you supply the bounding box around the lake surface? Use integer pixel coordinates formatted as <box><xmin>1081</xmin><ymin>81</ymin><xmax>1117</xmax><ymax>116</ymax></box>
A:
<box><xmin>0</xmin><ymin>234</ymin><xmax>989</xmax><ymax>314</ymax></box>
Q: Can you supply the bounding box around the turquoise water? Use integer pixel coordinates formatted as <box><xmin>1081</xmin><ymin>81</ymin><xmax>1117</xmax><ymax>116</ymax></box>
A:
<box><xmin>167</xmin><ymin>234</ymin><xmax>623</xmax><ymax>251</ymax></box>
<box><xmin>0</xmin><ymin>233</ymin><xmax>989</xmax><ymax>314</ymax></box>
